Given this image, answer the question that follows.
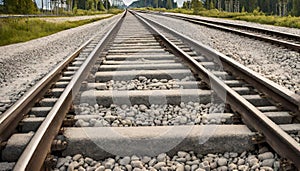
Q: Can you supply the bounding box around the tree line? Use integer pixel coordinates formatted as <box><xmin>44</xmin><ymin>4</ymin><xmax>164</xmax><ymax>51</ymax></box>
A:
<box><xmin>0</xmin><ymin>0</ymin><xmax>115</xmax><ymax>14</ymax></box>
<box><xmin>0</xmin><ymin>0</ymin><xmax>299</xmax><ymax>16</ymax></box>
<box><xmin>202</xmin><ymin>0</ymin><xmax>300</xmax><ymax>16</ymax></box>
<box><xmin>128</xmin><ymin>0</ymin><xmax>178</xmax><ymax>9</ymax></box>
<box><xmin>0</xmin><ymin>0</ymin><xmax>38</xmax><ymax>14</ymax></box>
<box><xmin>129</xmin><ymin>0</ymin><xmax>300</xmax><ymax>16</ymax></box>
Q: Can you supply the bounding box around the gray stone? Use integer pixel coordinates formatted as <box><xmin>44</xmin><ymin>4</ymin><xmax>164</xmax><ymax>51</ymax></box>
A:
<box><xmin>240</xmin><ymin>151</ymin><xmax>247</xmax><ymax>158</ymax></box>
<box><xmin>179</xmin><ymin>116</ymin><xmax>188</xmax><ymax>124</ymax></box>
<box><xmin>258</xmin><ymin>146</ymin><xmax>269</xmax><ymax>154</ymax></box>
<box><xmin>191</xmin><ymin>164</ymin><xmax>198</xmax><ymax>171</ymax></box>
<box><xmin>59</xmin><ymin>166</ymin><xmax>67</xmax><ymax>171</ymax></box>
<box><xmin>238</xmin><ymin>165</ymin><xmax>248</xmax><ymax>170</ymax></box>
<box><xmin>186</xmin><ymin>160</ymin><xmax>200</xmax><ymax>165</ymax></box>
<box><xmin>229</xmin><ymin>152</ymin><xmax>238</xmax><ymax>158</ymax></box>
<box><xmin>86</xmin><ymin>166</ymin><xmax>95</xmax><ymax>171</ymax></box>
<box><xmin>157</xmin><ymin>153</ymin><xmax>167</xmax><ymax>162</ymax></box>
<box><xmin>139</xmin><ymin>104</ymin><xmax>147</xmax><ymax>112</ymax></box>
<box><xmin>258</xmin><ymin>152</ymin><xmax>274</xmax><ymax>160</ymax></box>
<box><xmin>177</xmin><ymin>151</ymin><xmax>188</xmax><ymax>158</ymax></box>
<box><xmin>184</xmin><ymin>165</ymin><xmax>191</xmax><ymax>171</ymax></box>
<box><xmin>139</xmin><ymin>76</ymin><xmax>147</xmax><ymax>81</ymax></box>
<box><xmin>153</xmin><ymin>162</ymin><xmax>166</xmax><ymax>170</ymax></box>
<box><xmin>125</xmin><ymin>164</ymin><xmax>132</xmax><ymax>171</ymax></box>
<box><xmin>70</xmin><ymin>161</ymin><xmax>79</xmax><ymax>169</ymax></box>
<box><xmin>176</xmin><ymin>164</ymin><xmax>184</xmax><ymax>171</ymax></box>
<box><xmin>210</xmin><ymin>162</ymin><xmax>217</xmax><ymax>169</ymax></box>
<box><xmin>85</xmin><ymin>157</ymin><xmax>94</xmax><ymax>165</ymax></box>
<box><xmin>160</xmin><ymin>79</ymin><xmax>168</xmax><ymax>83</ymax></box>
<box><xmin>78</xmin><ymin>166</ymin><xmax>86</xmax><ymax>171</ymax></box>
<box><xmin>113</xmin><ymin>166</ymin><xmax>122</xmax><ymax>171</ymax></box>
<box><xmin>228</xmin><ymin>163</ymin><xmax>237</xmax><ymax>170</ymax></box>
<box><xmin>248</xmin><ymin>158</ymin><xmax>258</xmax><ymax>166</ymax></box>
<box><xmin>261</xmin><ymin>159</ymin><xmax>275</xmax><ymax>167</ymax></box>
<box><xmin>195</xmin><ymin>168</ymin><xmax>205</xmax><ymax>171</ymax></box>
<box><xmin>176</xmin><ymin>157</ymin><xmax>186</xmax><ymax>162</ymax></box>
<box><xmin>0</xmin><ymin>106</ymin><xmax>6</xmax><ymax>112</ymax></box>
<box><xmin>148</xmin><ymin>159</ymin><xmax>157</xmax><ymax>167</ymax></box>
<box><xmin>141</xmin><ymin>156</ymin><xmax>151</xmax><ymax>163</ymax></box>
<box><xmin>105</xmin><ymin>161</ymin><xmax>114</xmax><ymax>169</ymax></box>
<box><xmin>237</xmin><ymin>159</ymin><xmax>245</xmax><ymax>165</ymax></box>
<box><xmin>199</xmin><ymin>161</ymin><xmax>210</xmax><ymax>170</ymax></box>
<box><xmin>217</xmin><ymin>166</ymin><xmax>228</xmax><ymax>171</ymax></box>
<box><xmin>260</xmin><ymin>166</ymin><xmax>274</xmax><ymax>171</ymax></box>
<box><xmin>251</xmin><ymin>163</ymin><xmax>260</xmax><ymax>170</ymax></box>
<box><xmin>131</xmin><ymin>161</ymin><xmax>143</xmax><ymax>169</ymax></box>
<box><xmin>119</xmin><ymin>156</ymin><xmax>131</xmax><ymax>166</ymax></box>
<box><xmin>217</xmin><ymin>158</ymin><xmax>227</xmax><ymax>166</ymax></box>
<box><xmin>73</xmin><ymin>154</ymin><xmax>83</xmax><ymax>161</ymax></box>
<box><xmin>95</xmin><ymin>166</ymin><xmax>105</xmax><ymax>171</ymax></box>
<box><xmin>131</xmin><ymin>155</ymin><xmax>140</xmax><ymax>161</ymax></box>
<box><xmin>57</xmin><ymin>158</ymin><xmax>69</xmax><ymax>168</ymax></box>
<box><xmin>273</xmin><ymin>161</ymin><xmax>280</xmax><ymax>169</ymax></box>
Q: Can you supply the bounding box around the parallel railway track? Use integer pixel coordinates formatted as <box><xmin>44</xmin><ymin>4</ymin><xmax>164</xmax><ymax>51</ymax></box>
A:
<box><xmin>138</xmin><ymin>11</ymin><xmax>300</xmax><ymax>52</ymax></box>
<box><xmin>0</xmin><ymin>10</ymin><xmax>299</xmax><ymax>170</ymax></box>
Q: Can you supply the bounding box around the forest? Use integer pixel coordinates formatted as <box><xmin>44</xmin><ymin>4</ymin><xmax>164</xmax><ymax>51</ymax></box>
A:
<box><xmin>202</xmin><ymin>0</ymin><xmax>300</xmax><ymax>16</ymax></box>
<box><xmin>0</xmin><ymin>0</ymin><xmax>299</xmax><ymax>16</ymax></box>
<box><xmin>130</xmin><ymin>0</ymin><xmax>300</xmax><ymax>16</ymax></box>
<box><xmin>0</xmin><ymin>0</ymin><xmax>114</xmax><ymax>14</ymax></box>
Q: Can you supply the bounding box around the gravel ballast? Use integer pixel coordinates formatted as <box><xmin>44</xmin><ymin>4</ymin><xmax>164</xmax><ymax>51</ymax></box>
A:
<box><xmin>98</xmin><ymin>76</ymin><xmax>196</xmax><ymax>90</ymax></box>
<box><xmin>53</xmin><ymin>147</ymin><xmax>281</xmax><ymax>171</ymax></box>
<box><xmin>0</xmin><ymin>14</ymin><xmax>121</xmax><ymax>115</ymax></box>
<box><xmin>140</xmin><ymin>13</ymin><xmax>300</xmax><ymax>94</ymax></box>
<box><xmin>74</xmin><ymin>101</ymin><xmax>227</xmax><ymax>127</ymax></box>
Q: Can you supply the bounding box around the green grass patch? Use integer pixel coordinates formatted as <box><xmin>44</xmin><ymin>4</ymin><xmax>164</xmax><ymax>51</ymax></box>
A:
<box><xmin>235</xmin><ymin>15</ymin><xmax>300</xmax><ymax>28</ymax></box>
<box><xmin>0</xmin><ymin>13</ymin><xmax>120</xmax><ymax>46</ymax></box>
<box><xmin>71</xmin><ymin>8</ymin><xmax>124</xmax><ymax>15</ymax></box>
<box><xmin>136</xmin><ymin>8</ymin><xmax>300</xmax><ymax>29</ymax></box>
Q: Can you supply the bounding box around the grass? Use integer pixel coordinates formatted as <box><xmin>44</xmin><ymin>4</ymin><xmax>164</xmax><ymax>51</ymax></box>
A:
<box><xmin>0</xmin><ymin>9</ymin><xmax>123</xmax><ymax>46</ymax></box>
<box><xmin>72</xmin><ymin>8</ymin><xmax>124</xmax><ymax>15</ymax></box>
<box><xmin>136</xmin><ymin>8</ymin><xmax>300</xmax><ymax>29</ymax></box>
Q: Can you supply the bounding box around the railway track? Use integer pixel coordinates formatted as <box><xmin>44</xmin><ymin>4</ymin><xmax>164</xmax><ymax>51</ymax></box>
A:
<box><xmin>0</xmin><ymin>10</ymin><xmax>299</xmax><ymax>170</ymax></box>
<box><xmin>137</xmin><ymin>10</ymin><xmax>300</xmax><ymax>52</ymax></box>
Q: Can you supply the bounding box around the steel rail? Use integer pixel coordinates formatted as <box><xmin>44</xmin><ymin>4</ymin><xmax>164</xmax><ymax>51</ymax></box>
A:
<box><xmin>12</xmin><ymin>11</ymin><xmax>126</xmax><ymax>171</ymax></box>
<box><xmin>141</xmin><ymin>11</ymin><xmax>300</xmax><ymax>52</ymax></box>
<box><xmin>0</xmin><ymin>36</ymin><xmax>94</xmax><ymax>144</ymax></box>
<box><xmin>132</xmin><ymin>10</ymin><xmax>300</xmax><ymax>169</ymax></box>
<box><xmin>162</xmin><ymin>13</ymin><xmax>300</xmax><ymax>41</ymax></box>
<box><xmin>135</xmin><ymin>10</ymin><xmax>300</xmax><ymax>116</ymax></box>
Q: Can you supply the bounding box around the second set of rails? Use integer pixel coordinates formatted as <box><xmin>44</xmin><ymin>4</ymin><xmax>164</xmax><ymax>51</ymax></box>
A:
<box><xmin>139</xmin><ymin>10</ymin><xmax>300</xmax><ymax>52</ymax></box>
<box><xmin>0</xmin><ymin>10</ymin><xmax>299</xmax><ymax>170</ymax></box>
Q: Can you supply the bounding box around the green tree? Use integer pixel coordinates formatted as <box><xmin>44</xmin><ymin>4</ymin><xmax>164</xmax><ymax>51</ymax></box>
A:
<box><xmin>182</xmin><ymin>1</ymin><xmax>190</xmax><ymax>9</ymax></box>
<box><xmin>209</xmin><ymin>0</ymin><xmax>214</xmax><ymax>9</ymax></box>
<box><xmin>241</xmin><ymin>6</ymin><xmax>245</xmax><ymax>12</ymax></box>
<box><xmin>3</xmin><ymin>0</ymin><xmax>37</xmax><ymax>14</ymax></box>
<box><xmin>166</xmin><ymin>0</ymin><xmax>173</xmax><ymax>9</ymax></box>
<box><xmin>86</xmin><ymin>0</ymin><xmax>94</xmax><ymax>10</ymax></box>
<box><xmin>292</xmin><ymin>0</ymin><xmax>300</xmax><ymax>16</ymax></box>
<box><xmin>192</xmin><ymin>0</ymin><xmax>202</xmax><ymax>14</ymax></box>
<box><xmin>153</xmin><ymin>0</ymin><xmax>158</xmax><ymax>8</ymax></box>
<box><xmin>97</xmin><ymin>0</ymin><xmax>105</xmax><ymax>10</ymax></box>
<box><xmin>103</xmin><ymin>0</ymin><xmax>111</xmax><ymax>10</ymax></box>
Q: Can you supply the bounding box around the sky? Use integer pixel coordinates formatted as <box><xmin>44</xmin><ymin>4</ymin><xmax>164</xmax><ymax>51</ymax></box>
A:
<box><xmin>35</xmin><ymin>0</ymin><xmax>185</xmax><ymax>9</ymax></box>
